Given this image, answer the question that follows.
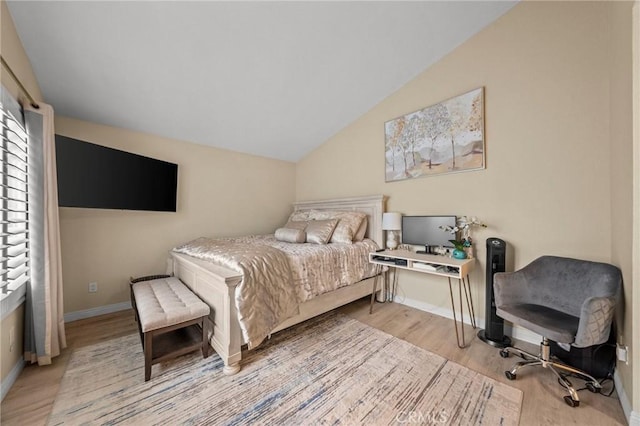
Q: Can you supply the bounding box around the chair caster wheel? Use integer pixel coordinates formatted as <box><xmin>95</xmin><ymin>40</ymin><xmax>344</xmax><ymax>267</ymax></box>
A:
<box><xmin>505</xmin><ymin>371</ymin><xmax>516</xmax><ymax>380</ymax></box>
<box><xmin>499</xmin><ymin>349</ymin><xmax>509</xmax><ymax>358</ymax></box>
<box><xmin>586</xmin><ymin>382</ymin><xmax>601</xmax><ymax>393</ymax></box>
<box><xmin>563</xmin><ymin>395</ymin><xmax>580</xmax><ymax>407</ymax></box>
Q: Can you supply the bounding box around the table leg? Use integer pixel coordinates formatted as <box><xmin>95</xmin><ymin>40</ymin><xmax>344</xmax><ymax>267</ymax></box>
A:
<box><xmin>462</xmin><ymin>274</ymin><xmax>477</xmax><ymax>329</ymax></box>
<box><xmin>448</xmin><ymin>277</ymin><xmax>468</xmax><ymax>349</ymax></box>
<box><xmin>387</xmin><ymin>268</ymin><xmax>398</xmax><ymax>302</ymax></box>
<box><xmin>369</xmin><ymin>265</ymin><xmax>382</xmax><ymax>314</ymax></box>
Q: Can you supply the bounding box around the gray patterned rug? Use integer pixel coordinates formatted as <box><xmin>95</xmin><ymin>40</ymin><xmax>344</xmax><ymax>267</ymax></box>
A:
<box><xmin>48</xmin><ymin>313</ymin><xmax>522</xmax><ymax>425</ymax></box>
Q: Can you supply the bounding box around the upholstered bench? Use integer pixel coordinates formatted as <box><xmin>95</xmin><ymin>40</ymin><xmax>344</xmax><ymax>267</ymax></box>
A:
<box><xmin>129</xmin><ymin>275</ymin><xmax>210</xmax><ymax>381</ymax></box>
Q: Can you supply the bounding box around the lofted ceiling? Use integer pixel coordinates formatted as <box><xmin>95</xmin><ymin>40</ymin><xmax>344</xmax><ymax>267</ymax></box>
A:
<box><xmin>7</xmin><ymin>1</ymin><xmax>516</xmax><ymax>162</ymax></box>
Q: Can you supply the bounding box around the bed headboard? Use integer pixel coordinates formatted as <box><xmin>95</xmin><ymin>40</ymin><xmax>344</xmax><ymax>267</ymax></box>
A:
<box><xmin>292</xmin><ymin>195</ymin><xmax>387</xmax><ymax>248</ymax></box>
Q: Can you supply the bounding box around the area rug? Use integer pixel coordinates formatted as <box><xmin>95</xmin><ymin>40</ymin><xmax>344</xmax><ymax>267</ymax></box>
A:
<box><xmin>48</xmin><ymin>313</ymin><xmax>522</xmax><ymax>425</ymax></box>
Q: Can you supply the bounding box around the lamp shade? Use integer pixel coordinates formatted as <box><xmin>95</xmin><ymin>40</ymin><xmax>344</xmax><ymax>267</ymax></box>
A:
<box><xmin>382</xmin><ymin>212</ymin><xmax>402</xmax><ymax>231</ymax></box>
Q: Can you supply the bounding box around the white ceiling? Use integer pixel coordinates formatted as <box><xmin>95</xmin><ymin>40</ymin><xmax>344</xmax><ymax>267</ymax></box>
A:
<box><xmin>7</xmin><ymin>1</ymin><xmax>516</xmax><ymax>162</ymax></box>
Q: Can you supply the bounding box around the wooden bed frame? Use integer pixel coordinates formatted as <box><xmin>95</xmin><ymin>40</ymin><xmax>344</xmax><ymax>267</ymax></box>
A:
<box><xmin>167</xmin><ymin>194</ymin><xmax>387</xmax><ymax>375</ymax></box>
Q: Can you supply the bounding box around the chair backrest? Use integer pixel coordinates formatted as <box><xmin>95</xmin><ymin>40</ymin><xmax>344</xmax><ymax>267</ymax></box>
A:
<box><xmin>521</xmin><ymin>256</ymin><xmax>621</xmax><ymax>317</ymax></box>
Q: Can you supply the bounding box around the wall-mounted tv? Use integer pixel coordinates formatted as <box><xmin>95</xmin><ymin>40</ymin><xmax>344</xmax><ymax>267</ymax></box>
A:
<box><xmin>55</xmin><ymin>135</ymin><xmax>178</xmax><ymax>212</ymax></box>
<box><xmin>402</xmin><ymin>215</ymin><xmax>457</xmax><ymax>254</ymax></box>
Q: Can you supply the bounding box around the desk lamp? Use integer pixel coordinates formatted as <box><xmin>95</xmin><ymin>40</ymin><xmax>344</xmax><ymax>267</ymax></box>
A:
<box><xmin>382</xmin><ymin>212</ymin><xmax>402</xmax><ymax>250</ymax></box>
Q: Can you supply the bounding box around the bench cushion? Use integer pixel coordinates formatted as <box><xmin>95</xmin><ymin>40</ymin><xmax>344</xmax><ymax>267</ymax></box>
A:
<box><xmin>132</xmin><ymin>277</ymin><xmax>210</xmax><ymax>332</ymax></box>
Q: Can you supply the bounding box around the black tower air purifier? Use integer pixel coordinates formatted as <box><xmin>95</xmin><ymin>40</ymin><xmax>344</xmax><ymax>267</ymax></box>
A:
<box><xmin>477</xmin><ymin>238</ymin><xmax>512</xmax><ymax>348</ymax></box>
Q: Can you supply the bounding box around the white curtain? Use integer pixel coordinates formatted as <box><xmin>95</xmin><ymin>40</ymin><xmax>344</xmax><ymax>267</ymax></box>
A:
<box><xmin>23</xmin><ymin>102</ymin><xmax>66</xmax><ymax>365</ymax></box>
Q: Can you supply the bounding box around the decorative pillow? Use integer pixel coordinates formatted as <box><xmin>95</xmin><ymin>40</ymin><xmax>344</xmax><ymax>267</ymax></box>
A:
<box><xmin>283</xmin><ymin>220</ymin><xmax>308</xmax><ymax>231</ymax></box>
<box><xmin>353</xmin><ymin>216</ymin><xmax>368</xmax><ymax>242</ymax></box>
<box><xmin>305</xmin><ymin>219</ymin><xmax>339</xmax><ymax>245</ymax></box>
<box><xmin>287</xmin><ymin>210</ymin><xmax>311</xmax><ymax>223</ymax></box>
<box><xmin>274</xmin><ymin>228</ymin><xmax>306</xmax><ymax>243</ymax></box>
<box><xmin>306</xmin><ymin>210</ymin><xmax>366</xmax><ymax>244</ymax></box>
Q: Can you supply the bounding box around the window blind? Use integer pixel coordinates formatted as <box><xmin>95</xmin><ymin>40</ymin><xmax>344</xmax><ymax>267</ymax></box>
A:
<box><xmin>1</xmin><ymin>106</ymin><xmax>29</xmax><ymax>296</ymax></box>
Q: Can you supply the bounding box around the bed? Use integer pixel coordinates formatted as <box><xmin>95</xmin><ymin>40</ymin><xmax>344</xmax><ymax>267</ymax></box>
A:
<box><xmin>167</xmin><ymin>194</ymin><xmax>387</xmax><ymax>375</ymax></box>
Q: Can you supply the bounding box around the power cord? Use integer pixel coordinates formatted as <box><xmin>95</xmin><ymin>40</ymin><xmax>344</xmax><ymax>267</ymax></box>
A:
<box><xmin>555</xmin><ymin>342</ymin><xmax>617</xmax><ymax>398</ymax></box>
<box><xmin>558</xmin><ymin>372</ymin><xmax>616</xmax><ymax>398</ymax></box>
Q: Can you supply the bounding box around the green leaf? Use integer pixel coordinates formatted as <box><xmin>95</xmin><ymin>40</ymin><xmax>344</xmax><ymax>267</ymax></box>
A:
<box><xmin>449</xmin><ymin>239</ymin><xmax>465</xmax><ymax>250</ymax></box>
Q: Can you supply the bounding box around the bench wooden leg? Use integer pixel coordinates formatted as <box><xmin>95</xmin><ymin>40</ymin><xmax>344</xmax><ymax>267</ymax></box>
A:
<box><xmin>202</xmin><ymin>318</ymin><xmax>209</xmax><ymax>358</ymax></box>
<box><xmin>144</xmin><ymin>332</ymin><xmax>152</xmax><ymax>381</ymax></box>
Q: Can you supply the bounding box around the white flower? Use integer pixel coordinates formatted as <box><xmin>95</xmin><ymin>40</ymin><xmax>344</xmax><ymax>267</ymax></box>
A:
<box><xmin>440</xmin><ymin>216</ymin><xmax>487</xmax><ymax>243</ymax></box>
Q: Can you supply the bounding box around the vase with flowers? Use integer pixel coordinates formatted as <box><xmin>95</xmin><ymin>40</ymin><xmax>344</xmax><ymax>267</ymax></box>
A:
<box><xmin>439</xmin><ymin>216</ymin><xmax>487</xmax><ymax>259</ymax></box>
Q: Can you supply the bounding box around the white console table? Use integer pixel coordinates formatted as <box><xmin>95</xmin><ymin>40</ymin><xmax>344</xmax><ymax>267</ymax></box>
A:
<box><xmin>368</xmin><ymin>249</ymin><xmax>477</xmax><ymax>348</ymax></box>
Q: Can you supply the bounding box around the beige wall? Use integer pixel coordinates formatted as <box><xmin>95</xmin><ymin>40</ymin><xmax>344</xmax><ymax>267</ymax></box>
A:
<box><xmin>56</xmin><ymin>117</ymin><xmax>296</xmax><ymax>313</ymax></box>
<box><xmin>296</xmin><ymin>0</ymin><xmax>634</xmax><ymax>403</ymax></box>
<box><xmin>609</xmin><ymin>0</ymin><xmax>635</xmax><ymax>411</ymax></box>
<box><xmin>1</xmin><ymin>0</ymin><xmax>42</xmax><ymax>104</ymax></box>
<box><xmin>632</xmin><ymin>0</ymin><xmax>640</xmax><ymax>417</ymax></box>
<box><xmin>1</xmin><ymin>0</ymin><xmax>42</xmax><ymax>385</ymax></box>
<box><xmin>1</xmin><ymin>305</ymin><xmax>24</xmax><ymax>382</ymax></box>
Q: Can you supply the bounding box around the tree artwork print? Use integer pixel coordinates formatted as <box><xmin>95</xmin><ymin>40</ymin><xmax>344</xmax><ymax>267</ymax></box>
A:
<box><xmin>385</xmin><ymin>88</ymin><xmax>485</xmax><ymax>182</ymax></box>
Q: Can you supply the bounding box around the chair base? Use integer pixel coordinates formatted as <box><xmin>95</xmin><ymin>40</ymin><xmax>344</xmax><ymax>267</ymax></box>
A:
<box><xmin>500</xmin><ymin>338</ymin><xmax>602</xmax><ymax>407</ymax></box>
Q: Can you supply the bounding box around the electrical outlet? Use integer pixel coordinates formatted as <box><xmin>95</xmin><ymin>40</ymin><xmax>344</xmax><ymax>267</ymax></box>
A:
<box><xmin>617</xmin><ymin>344</ymin><xmax>629</xmax><ymax>365</ymax></box>
<box><xmin>88</xmin><ymin>282</ymin><xmax>98</xmax><ymax>293</ymax></box>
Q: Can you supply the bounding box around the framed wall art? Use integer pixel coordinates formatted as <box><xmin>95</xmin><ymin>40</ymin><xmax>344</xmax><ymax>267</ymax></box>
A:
<box><xmin>384</xmin><ymin>87</ymin><xmax>485</xmax><ymax>182</ymax></box>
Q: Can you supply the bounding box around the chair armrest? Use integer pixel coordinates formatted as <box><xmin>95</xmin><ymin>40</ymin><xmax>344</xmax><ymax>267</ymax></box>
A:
<box><xmin>493</xmin><ymin>270</ymin><xmax>530</xmax><ymax>308</ymax></box>
<box><xmin>574</xmin><ymin>296</ymin><xmax>616</xmax><ymax>348</ymax></box>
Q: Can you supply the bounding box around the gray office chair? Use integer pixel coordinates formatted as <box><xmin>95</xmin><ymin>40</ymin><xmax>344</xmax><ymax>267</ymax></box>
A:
<box><xmin>493</xmin><ymin>255</ymin><xmax>621</xmax><ymax>407</ymax></box>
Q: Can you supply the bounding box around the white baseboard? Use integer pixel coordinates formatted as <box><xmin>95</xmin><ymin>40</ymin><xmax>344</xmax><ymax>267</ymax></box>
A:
<box><xmin>1</xmin><ymin>358</ymin><xmax>24</xmax><ymax>401</ymax></box>
<box><xmin>395</xmin><ymin>295</ymin><xmax>541</xmax><ymax>345</ymax></box>
<box><xmin>64</xmin><ymin>301</ymin><xmax>132</xmax><ymax>323</ymax></box>
<box><xmin>613</xmin><ymin>369</ymin><xmax>640</xmax><ymax>426</ymax></box>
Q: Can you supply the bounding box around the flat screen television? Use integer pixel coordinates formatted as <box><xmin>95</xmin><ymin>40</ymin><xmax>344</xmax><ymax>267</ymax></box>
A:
<box><xmin>55</xmin><ymin>135</ymin><xmax>178</xmax><ymax>212</ymax></box>
<box><xmin>402</xmin><ymin>215</ymin><xmax>457</xmax><ymax>254</ymax></box>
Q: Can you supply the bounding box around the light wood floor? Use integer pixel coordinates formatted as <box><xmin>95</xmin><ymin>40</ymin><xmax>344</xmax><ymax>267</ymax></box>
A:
<box><xmin>1</xmin><ymin>299</ymin><xmax>627</xmax><ymax>425</ymax></box>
